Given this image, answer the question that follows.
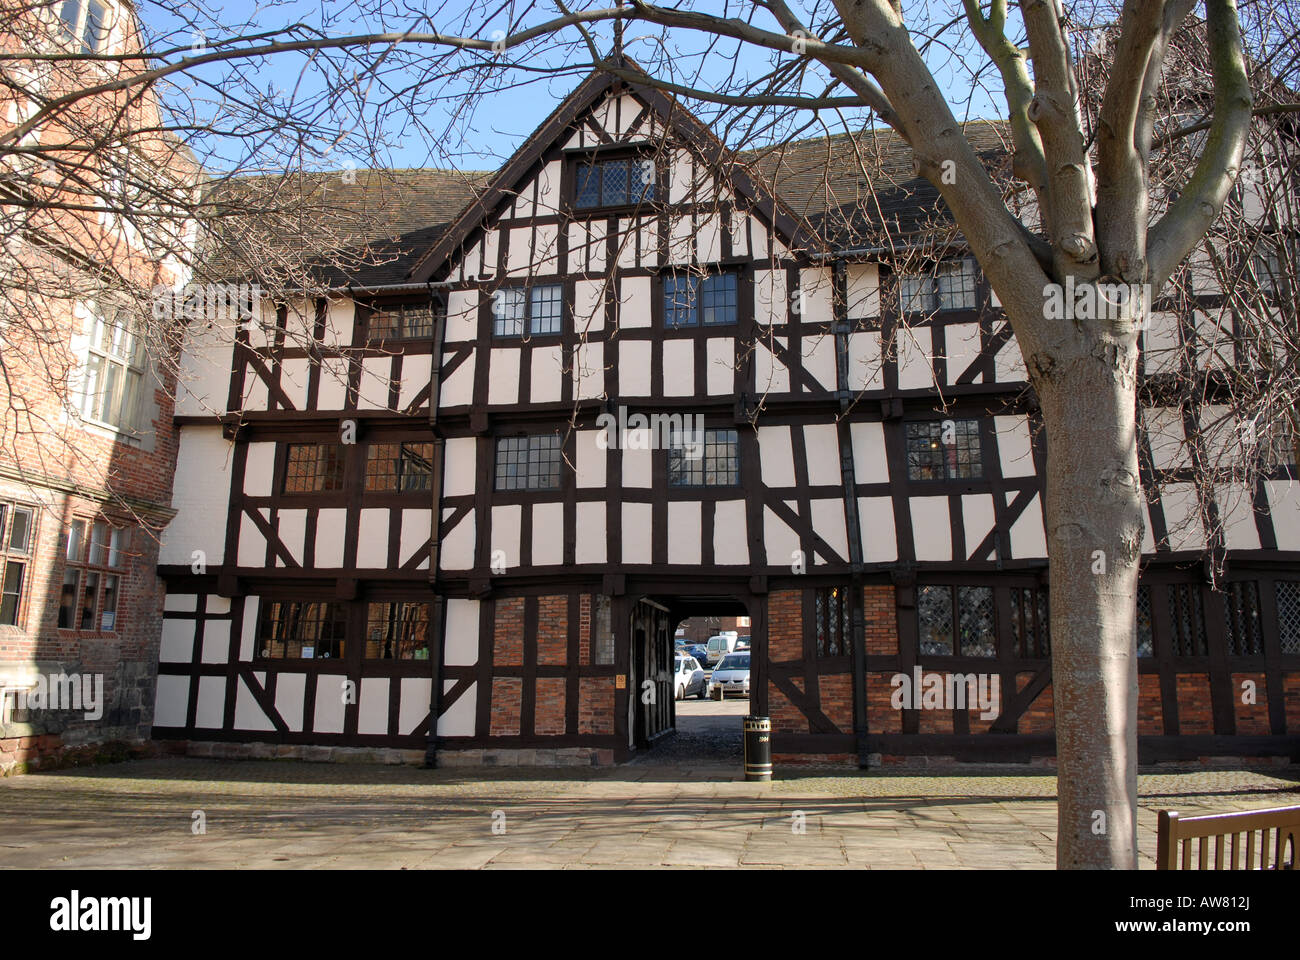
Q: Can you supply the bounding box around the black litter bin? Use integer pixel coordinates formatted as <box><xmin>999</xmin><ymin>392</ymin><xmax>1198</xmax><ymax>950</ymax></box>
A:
<box><xmin>743</xmin><ymin>715</ymin><xmax>772</xmax><ymax>781</ymax></box>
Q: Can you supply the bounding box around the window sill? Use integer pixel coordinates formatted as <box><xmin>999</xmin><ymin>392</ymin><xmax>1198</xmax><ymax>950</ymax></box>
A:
<box><xmin>76</xmin><ymin>415</ymin><xmax>144</xmax><ymax>446</ymax></box>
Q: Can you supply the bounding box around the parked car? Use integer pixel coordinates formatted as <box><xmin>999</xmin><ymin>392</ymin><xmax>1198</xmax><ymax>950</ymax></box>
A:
<box><xmin>734</xmin><ymin>635</ymin><xmax>751</xmax><ymax>651</ymax></box>
<box><xmin>686</xmin><ymin>643</ymin><xmax>710</xmax><ymax>665</ymax></box>
<box><xmin>710</xmin><ymin>652</ymin><xmax>750</xmax><ymax>699</ymax></box>
<box><xmin>704</xmin><ymin>633</ymin><xmax>742</xmax><ymax>666</ymax></box>
<box><xmin>673</xmin><ymin>655</ymin><xmax>709</xmax><ymax>700</ymax></box>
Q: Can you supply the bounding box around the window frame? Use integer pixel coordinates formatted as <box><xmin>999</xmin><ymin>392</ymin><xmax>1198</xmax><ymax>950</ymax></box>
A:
<box><xmin>813</xmin><ymin>585</ymin><xmax>853</xmax><ymax>658</ymax></box>
<box><xmin>365</xmin><ymin>301</ymin><xmax>443</xmax><ymax>342</ymax></box>
<box><xmin>56</xmin><ymin>0</ymin><xmax>110</xmax><ymax>55</ymax></box>
<box><xmin>494</xmin><ymin>433</ymin><xmax>564</xmax><ymax>492</ymax></box>
<box><xmin>365</xmin><ymin>440</ymin><xmax>436</xmax><ymax>493</ymax></box>
<box><xmin>491</xmin><ymin>283</ymin><xmax>564</xmax><ymax>339</ymax></box>
<box><xmin>916</xmin><ymin>583</ymin><xmax>1001</xmax><ymax>659</ymax></box>
<box><xmin>0</xmin><ymin>502</ymin><xmax>36</xmax><ymax>628</ymax></box>
<box><xmin>363</xmin><ymin>601</ymin><xmax>433</xmax><ymax>660</ymax></box>
<box><xmin>282</xmin><ymin>442</ymin><xmax>348</xmax><ymax>495</ymax></box>
<box><xmin>661</xmin><ymin>270</ymin><xmax>739</xmax><ymax>328</ymax></box>
<box><xmin>80</xmin><ymin>302</ymin><xmax>146</xmax><ymax>434</ymax></box>
<box><xmin>255</xmin><ymin>600</ymin><xmax>350</xmax><ymax>661</ymax></box>
<box><xmin>667</xmin><ymin>427</ymin><xmax>739</xmax><ymax>487</ymax></box>
<box><xmin>904</xmin><ymin>418</ymin><xmax>985</xmax><ymax>482</ymax></box>
<box><xmin>57</xmin><ymin>516</ymin><xmax>127</xmax><ymax>633</ymax></box>
<box><xmin>570</xmin><ymin>151</ymin><xmax>658</xmax><ymax>212</ymax></box>
<box><xmin>896</xmin><ymin>257</ymin><xmax>979</xmax><ymax>315</ymax></box>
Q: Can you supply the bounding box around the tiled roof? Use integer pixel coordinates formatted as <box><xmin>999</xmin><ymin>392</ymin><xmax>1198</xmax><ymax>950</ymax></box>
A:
<box><xmin>202</xmin><ymin>167</ymin><xmax>491</xmax><ymax>288</ymax></box>
<box><xmin>743</xmin><ymin>120</ymin><xmax>1011</xmax><ymax>249</ymax></box>
<box><xmin>203</xmin><ymin>120</ymin><xmax>1011</xmax><ymax>289</ymax></box>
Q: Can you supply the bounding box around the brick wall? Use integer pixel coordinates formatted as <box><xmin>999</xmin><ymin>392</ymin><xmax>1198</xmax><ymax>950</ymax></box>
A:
<box><xmin>578</xmin><ymin>677</ymin><xmax>613</xmax><ymax>735</ymax></box>
<box><xmin>767</xmin><ymin>590</ymin><xmax>802</xmax><ymax>661</ymax></box>
<box><xmin>536</xmin><ymin>595</ymin><xmax>567</xmax><ymax>665</ymax></box>
<box><xmin>1176</xmin><ymin>674</ymin><xmax>1214</xmax><ymax>734</ymax></box>
<box><xmin>818</xmin><ymin>674</ymin><xmax>853</xmax><ymax>731</ymax></box>
<box><xmin>492</xmin><ymin>598</ymin><xmax>524</xmax><ymax>666</ymax></box>
<box><xmin>579</xmin><ymin>594</ymin><xmax>591</xmax><ymax>665</ymax></box>
<box><xmin>769</xmin><ymin>675</ymin><xmax>804</xmax><ymax>733</ymax></box>
<box><xmin>866</xmin><ymin>671</ymin><xmax>901</xmax><ymax>733</ymax></box>
<box><xmin>1017</xmin><ymin>673</ymin><xmax>1055</xmax><ymax>733</ymax></box>
<box><xmin>1231</xmin><ymin>672</ymin><xmax>1270</xmax><ymax>735</ymax></box>
<box><xmin>490</xmin><ymin>677</ymin><xmax>522</xmax><ymax>736</ymax></box>
<box><xmin>863</xmin><ymin>585</ymin><xmax>897</xmax><ymax>655</ymax></box>
<box><xmin>535</xmin><ymin>676</ymin><xmax>566</xmax><ymax>735</ymax></box>
<box><xmin>1138</xmin><ymin>674</ymin><xmax>1163</xmax><ymax>735</ymax></box>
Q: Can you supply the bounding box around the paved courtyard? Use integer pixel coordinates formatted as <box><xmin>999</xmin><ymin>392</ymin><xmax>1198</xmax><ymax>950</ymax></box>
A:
<box><xmin>0</xmin><ymin>755</ymin><xmax>1296</xmax><ymax>869</ymax></box>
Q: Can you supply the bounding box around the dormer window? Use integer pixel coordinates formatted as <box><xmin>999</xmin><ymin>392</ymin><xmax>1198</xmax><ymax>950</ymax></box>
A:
<box><xmin>57</xmin><ymin>0</ymin><xmax>109</xmax><ymax>54</ymax></box>
<box><xmin>574</xmin><ymin>156</ymin><xmax>655</xmax><ymax>209</ymax></box>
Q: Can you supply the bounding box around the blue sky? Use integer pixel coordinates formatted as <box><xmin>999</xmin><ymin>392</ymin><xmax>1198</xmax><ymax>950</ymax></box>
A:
<box><xmin>133</xmin><ymin>1</ymin><xmax>1011</xmax><ymax>174</ymax></box>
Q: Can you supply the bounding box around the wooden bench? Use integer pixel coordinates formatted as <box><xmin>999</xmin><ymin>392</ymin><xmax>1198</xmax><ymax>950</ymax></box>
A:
<box><xmin>1157</xmin><ymin>805</ymin><xmax>1299</xmax><ymax>869</ymax></box>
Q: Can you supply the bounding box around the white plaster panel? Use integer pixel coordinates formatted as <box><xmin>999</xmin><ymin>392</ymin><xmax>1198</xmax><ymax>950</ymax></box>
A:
<box><xmin>706</xmin><ymin>338</ymin><xmax>733</xmax><ymax>394</ymax></box>
<box><xmin>243</xmin><ymin>441</ymin><xmax>276</xmax><ymax>496</ymax></box>
<box><xmin>356</xmin><ymin>508</ymin><xmax>389</xmax><ymax>568</ymax></box>
<box><xmin>910</xmin><ymin>496</ymin><xmax>952</xmax><ymax>561</ymax></box>
<box><xmin>314</xmin><ymin>508</ymin><xmax>347</xmax><ymax>567</ymax></box>
<box><xmin>357</xmin><ymin>678</ymin><xmax>390</xmax><ymax>736</ymax></box>
<box><xmin>662</xmin><ymin>339</ymin><xmax>694</xmax><ymax>396</ymax></box>
<box><xmin>850</xmin><ymin>422</ymin><xmax>889</xmax><ymax>485</ymax></box>
<box><xmin>619</xmin><ymin>340</ymin><xmax>651</xmax><ymax>396</ymax></box>
<box><xmin>531</xmin><ymin>345</ymin><xmax>563</xmax><ymax>404</ymax></box>
<box><xmin>576</xmin><ymin>430</ymin><xmax>607</xmax><ymax>488</ymax></box>
<box><xmin>160</xmin><ymin>427</ymin><xmax>232</xmax><ymax>566</ymax></box>
<box><xmin>803</xmin><ymin>423</ymin><xmax>841</xmax><ymax>487</ymax></box>
<box><xmin>668</xmin><ymin>501</ymin><xmax>702</xmax><ymax>566</ymax></box>
<box><xmin>491</xmin><ymin>505</ymin><xmax>522</xmax><ymax>571</ymax></box>
<box><xmin>153</xmin><ymin>675</ymin><xmax>189</xmax><ymax>728</ymax></box>
<box><xmin>713</xmin><ymin>500</ymin><xmax>748</xmax><ymax>565</ymax></box>
<box><xmin>488</xmin><ymin>348</ymin><xmax>520</xmax><ymax>406</ymax></box>
<box><xmin>575</xmin><ymin>501</ymin><xmax>607</xmax><ymax>564</ymax></box>
<box><xmin>622</xmin><ymin>502</ymin><xmax>653</xmax><ymax>564</ymax></box>
<box><xmin>532</xmin><ymin>502</ymin><xmax>565</xmax><ymax>566</ymax></box>
<box><xmin>275</xmin><ymin>673</ymin><xmax>306</xmax><ymax>732</ymax></box>
<box><xmin>313</xmin><ymin>675</ymin><xmax>347</xmax><ymax>734</ymax></box>
<box><xmin>859</xmin><ymin>497</ymin><xmax>898</xmax><ymax>563</ymax></box>
<box><xmin>443</xmin><ymin>599</ymin><xmax>480</xmax><ymax>666</ymax></box>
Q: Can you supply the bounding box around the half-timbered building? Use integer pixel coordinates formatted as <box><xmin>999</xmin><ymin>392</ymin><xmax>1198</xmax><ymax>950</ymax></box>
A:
<box><xmin>152</xmin><ymin>63</ymin><xmax>1300</xmax><ymax>768</ymax></box>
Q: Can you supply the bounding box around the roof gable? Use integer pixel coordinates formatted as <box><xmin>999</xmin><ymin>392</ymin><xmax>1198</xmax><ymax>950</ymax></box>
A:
<box><xmin>406</xmin><ymin>59</ymin><xmax>815</xmax><ymax>282</ymax></box>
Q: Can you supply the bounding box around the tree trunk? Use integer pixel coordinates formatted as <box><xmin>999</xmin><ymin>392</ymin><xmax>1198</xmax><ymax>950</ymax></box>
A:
<box><xmin>1027</xmin><ymin>307</ymin><xmax>1145</xmax><ymax>869</ymax></box>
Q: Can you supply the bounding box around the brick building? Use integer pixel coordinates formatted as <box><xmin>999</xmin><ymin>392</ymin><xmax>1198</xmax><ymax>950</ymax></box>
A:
<box><xmin>0</xmin><ymin>1</ymin><xmax>194</xmax><ymax>774</ymax></box>
<box><xmin>149</xmin><ymin>63</ymin><xmax>1300</xmax><ymax>769</ymax></box>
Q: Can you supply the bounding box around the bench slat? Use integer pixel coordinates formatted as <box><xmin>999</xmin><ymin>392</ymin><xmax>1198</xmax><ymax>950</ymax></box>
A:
<box><xmin>1157</xmin><ymin>805</ymin><xmax>1299</xmax><ymax>870</ymax></box>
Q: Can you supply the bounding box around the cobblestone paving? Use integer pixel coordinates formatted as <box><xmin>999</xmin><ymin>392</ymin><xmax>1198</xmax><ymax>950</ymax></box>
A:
<box><xmin>0</xmin><ymin>759</ymin><xmax>1295</xmax><ymax>869</ymax></box>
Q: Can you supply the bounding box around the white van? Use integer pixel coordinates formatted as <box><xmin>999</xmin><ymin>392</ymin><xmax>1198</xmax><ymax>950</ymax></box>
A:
<box><xmin>704</xmin><ymin>632</ymin><xmax>740</xmax><ymax>666</ymax></box>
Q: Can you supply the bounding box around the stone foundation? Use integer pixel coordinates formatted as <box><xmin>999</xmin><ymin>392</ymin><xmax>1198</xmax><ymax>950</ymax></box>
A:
<box><xmin>175</xmin><ymin>741</ymin><xmax>616</xmax><ymax>767</ymax></box>
<box><xmin>0</xmin><ymin>735</ymin><xmax>173</xmax><ymax>776</ymax></box>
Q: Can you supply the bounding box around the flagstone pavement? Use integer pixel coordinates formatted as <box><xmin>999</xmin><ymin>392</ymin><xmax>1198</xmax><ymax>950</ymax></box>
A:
<box><xmin>0</xmin><ymin>758</ymin><xmax>1296</xmax><ymax>869</ymax></box>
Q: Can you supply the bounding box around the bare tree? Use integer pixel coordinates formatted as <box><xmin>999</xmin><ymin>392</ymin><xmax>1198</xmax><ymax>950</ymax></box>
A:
<box><xmin>5</xmin><ymin>0</ymin><xmax>1300</xmax><ymax>867</ymax></box>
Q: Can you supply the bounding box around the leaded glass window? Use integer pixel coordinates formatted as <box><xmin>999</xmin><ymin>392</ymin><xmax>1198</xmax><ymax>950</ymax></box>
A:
<box><xmin>1224</xmin><ymin>581</ymin><xmax>1263</xmax><ymax>656</ymax></box>
<box><xmin>905</xmin><ymin>419</ymin><xmax>984</xmax><ymax>480</ymax></box>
